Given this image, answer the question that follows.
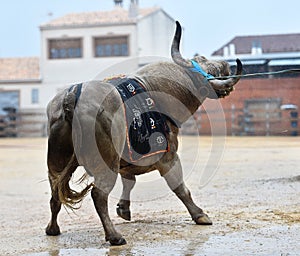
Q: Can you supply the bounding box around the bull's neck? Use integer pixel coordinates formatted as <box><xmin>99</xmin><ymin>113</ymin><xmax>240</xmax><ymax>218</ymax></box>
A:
<box><xmin>134</xmin><ymin>63</ymin><xmax>205</xmax><ymax>125</ymax></box>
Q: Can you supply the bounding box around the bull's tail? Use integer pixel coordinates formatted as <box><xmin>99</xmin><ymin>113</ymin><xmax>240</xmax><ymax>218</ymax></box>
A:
<box><xmin>53</xmin><ymin>154</ymin><xmax>93</xmax><ymax>209</ymax></box>
<box><xmin>54</xmin><ymin>83</ymin><xmax>92</xmax><ymax>209</ymax></box>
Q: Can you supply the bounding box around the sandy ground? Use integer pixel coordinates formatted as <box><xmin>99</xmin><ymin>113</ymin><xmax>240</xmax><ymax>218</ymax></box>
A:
<box><xmin>0</xmin><ymin>136</ymin><xmax>299</xmax><ymax>256</ymax></box>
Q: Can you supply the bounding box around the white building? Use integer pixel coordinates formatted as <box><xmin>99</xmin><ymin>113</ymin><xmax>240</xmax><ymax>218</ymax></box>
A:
<box><xmin>0</xmin><ymin>0</ymin><xmax>175</xmax><ymax>131</ymax></box>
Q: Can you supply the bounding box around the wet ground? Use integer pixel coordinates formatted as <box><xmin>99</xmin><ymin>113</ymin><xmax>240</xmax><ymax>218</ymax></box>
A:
<box><xmin>0</xmin><ymin>137</ymin><xmax>299</xmax><ymax>255</ymax></box>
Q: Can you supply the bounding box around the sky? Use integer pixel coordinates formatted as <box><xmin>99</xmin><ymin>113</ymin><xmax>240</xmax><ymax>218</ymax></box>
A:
<box><xmin>1</xmin><ymin>0</ymin><xmax>300</xmax><ymax>58</ymax></box>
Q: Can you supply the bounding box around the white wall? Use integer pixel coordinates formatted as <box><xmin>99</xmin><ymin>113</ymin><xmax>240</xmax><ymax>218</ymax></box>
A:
<box><xmin>40</xmin><ymin>24</ymin><xmax>137</xmax><ymax>83</ymax></box>
<box><xmin>137</xmin><ymin>9</ymin><xmax>175</xmax><ymax>58</ymax></box>
<box><xmin>40</xmin><ymin>24</ymin><xmax>139</xmax><ymax>107</ymax></box>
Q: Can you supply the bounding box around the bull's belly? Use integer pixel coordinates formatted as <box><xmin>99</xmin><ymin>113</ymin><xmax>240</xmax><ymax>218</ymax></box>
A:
<box><xmin>119</xmin><ymin>153</ymin><xmax>164</xmax><ymax>175</ymax></box>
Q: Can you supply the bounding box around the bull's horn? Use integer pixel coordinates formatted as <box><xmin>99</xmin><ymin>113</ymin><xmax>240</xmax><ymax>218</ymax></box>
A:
<box><xmin>171</xmin><ymin>21</ymin><xmax>193</xmax><ymax>68</ymax></box>
<box><xmin>209</xmin><ymin>59</ymin><xmax>243</xmax><ymax>89</ymax></box>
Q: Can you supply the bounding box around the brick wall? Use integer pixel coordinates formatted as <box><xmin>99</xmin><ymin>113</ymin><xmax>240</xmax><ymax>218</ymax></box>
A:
<box><xmin>196</xmin><ymin>77</ymin><xmax>300</xmax><ymax>136</ymax></box>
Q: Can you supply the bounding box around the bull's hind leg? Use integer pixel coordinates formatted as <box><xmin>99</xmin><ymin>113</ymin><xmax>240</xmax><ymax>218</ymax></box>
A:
<box><xmin>45</xmin><ymin>176</ymin><xmax>61</xmax><ymax>236</ymax></box>
<box><xmin>91</xmin><ymin>176</ymin><xmax>126</xmax><ymax>246</ymax></box>
<box><xmin>116</xmin><ymin>173</ymin><xmax>136</xmax><ymax>221</ymax></box>
<box><xmin>45</xmin><ymin>120</ymin><xmax>75</xmax><ymax>236</ymax></box>
<box><xmin>158</xmin><ymin>153</ymin><xmax>212</xmax><ymax>225</ymax></box>
<box><xmin>90</xmin><ymin>157</ymin><xmax>126</xmax><ymax>245</ymax></box>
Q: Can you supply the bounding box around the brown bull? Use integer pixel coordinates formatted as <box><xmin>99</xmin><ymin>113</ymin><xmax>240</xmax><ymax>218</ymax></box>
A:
<box><xmin>45</xmin><ymin>21</ymin><xmax>242</xmax><ymax>245</ymax></box>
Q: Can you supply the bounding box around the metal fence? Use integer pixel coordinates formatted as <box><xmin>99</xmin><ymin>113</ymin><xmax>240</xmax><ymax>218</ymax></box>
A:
<box><xmin>181</xmin><ymin>104</ymin><xmax>299</xmax><ymax>136</ymax></box>
<box><xmin>0</xmin><ymin>111</ymin><xmax>47</xmax><ymax>137</ymax></box>
<box><xmin>229</xmin><ymin>108</ymin><xmax>296</xmax><ymax>136</ymax></box>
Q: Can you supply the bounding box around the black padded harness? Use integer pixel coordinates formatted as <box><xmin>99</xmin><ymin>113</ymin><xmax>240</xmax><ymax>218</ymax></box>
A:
<box><xmin>108</xmin><ymin>77</ymin><xmax>170</xmax><ymax>162</ymax></box>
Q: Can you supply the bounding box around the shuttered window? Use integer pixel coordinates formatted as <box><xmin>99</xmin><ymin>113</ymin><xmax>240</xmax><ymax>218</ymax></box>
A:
<box><xmin>94</xmin><ymin>36</ymin><xmax>129</xmax><ymax>57</ymax></box>
<box><xmin>48</xmin><ymin>38</ymin><xmax>82</xmax><ymax>59</ymax></box>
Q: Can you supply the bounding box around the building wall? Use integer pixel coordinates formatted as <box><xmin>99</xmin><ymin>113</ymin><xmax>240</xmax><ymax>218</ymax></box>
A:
<box><xmin>40</xmin><ymin>24</ymin><xmax>139</xmax><ymax>107</ymax></box>
<box><xmin>40</xmin><ymin>23</ymin><xmax>138</xmax><ymax>80</ymax></box>
<box><xmin>137</xmin><ymin>10</ymin><xmax>175</xmax><ymax>58</ymax></box>
<box><xmin>198</xmin><ymin>77</ymin><xmax>300</xmax><ymax>135</ymax></box>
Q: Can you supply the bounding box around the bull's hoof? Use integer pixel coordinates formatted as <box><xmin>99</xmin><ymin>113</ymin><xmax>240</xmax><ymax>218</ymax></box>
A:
<box><xmin>108</xmin><ymin>236</ymin><xmax>127</xmax><ymax>246</ymax></box>
<box><xmin>194</xmin><ymin>213</ymin><xmax>213</xmax><ymax>225</ymax></box>
<box><xmin>116</xmin><ymin>205</ymin><xmax>131</xmax><ymax>221</ymax></box>
<box><xmin>45</xmin><ymin>223</ymin><xmax>61</xmax><ymax>236</ymax></box>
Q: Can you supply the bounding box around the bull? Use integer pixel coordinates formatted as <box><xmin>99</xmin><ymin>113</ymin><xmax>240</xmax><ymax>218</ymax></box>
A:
<box><xmin>45</xmin><ymin>21</ymin><xmax>242</xmax><ymax>245</ymax></box>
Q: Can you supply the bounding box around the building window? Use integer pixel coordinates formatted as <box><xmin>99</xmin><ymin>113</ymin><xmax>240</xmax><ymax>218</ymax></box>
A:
<box><xmin>94</xmin><ymin>36</ymin><xmax>129</xmax><ymax>57</ymax></box>
<box><xmin>48</xmin><ymin>38</ymin><xmax>82</xmax><ymax>59</ymax></box>
<box><xmin>245</xmin><ymin>98</ymin><xmax>282</xmax><ymax>120</ymax></box>
<box><xmin>31</xmin><ymin>88</ymin><xmax>39</xmax><ymax>104</ymax></box>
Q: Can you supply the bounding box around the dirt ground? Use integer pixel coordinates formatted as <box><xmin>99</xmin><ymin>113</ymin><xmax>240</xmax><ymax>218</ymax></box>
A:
<box><xmin>0</xmin><ymin>136</ymin><xmax>299</xmax><ymax>255</ymax></box>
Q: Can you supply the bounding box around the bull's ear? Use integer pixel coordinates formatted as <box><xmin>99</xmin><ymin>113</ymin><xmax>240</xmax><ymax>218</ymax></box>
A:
<box><xmin>171</xmin><ymin>21</ymin><xmax>193</xmax><ymax>68</ymax></box>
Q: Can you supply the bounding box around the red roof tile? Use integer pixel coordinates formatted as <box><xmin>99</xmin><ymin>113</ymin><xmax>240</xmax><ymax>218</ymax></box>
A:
<box><xmin>40</xmin><ymin>7</ymin><xmax>159</xmax><ymax>28</ymax></box>
<box><xmin>0</xmin><ymin>57</ymin><xmax>40</xmax><ymax>81</ymax></box>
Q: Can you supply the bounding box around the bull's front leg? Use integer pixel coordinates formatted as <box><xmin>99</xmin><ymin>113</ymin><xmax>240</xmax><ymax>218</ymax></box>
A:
<box><xmin>158</xmin><ymin>153</ymin><xmax>212</xmax><ymax>225</ymax></box>
<box><xmin>116</xmin><ymin>173</ymin><xmax>136</xmax><ymax>221</ymax></box>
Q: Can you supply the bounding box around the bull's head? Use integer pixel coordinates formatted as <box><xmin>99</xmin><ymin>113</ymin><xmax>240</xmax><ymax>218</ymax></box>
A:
<box><xmin>171</xmin><ymin>21</ymin><xmax>242</xmax><ymax>98</ymax></box>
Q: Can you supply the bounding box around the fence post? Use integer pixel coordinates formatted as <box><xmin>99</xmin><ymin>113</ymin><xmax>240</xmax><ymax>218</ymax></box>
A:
<box><xmin>231</xmin><ymin>104</ymin><xmax>235</xmax><ymax>136</ymax></box>
<box><xmin>290</xmin><ymin>111</ymin><xmax>298</xmax><ymax>136</ymax></box>
<box><xmin>265</xmin><ymin>102</ymin><xmax>270</xmax><ymax>136</ymax></box>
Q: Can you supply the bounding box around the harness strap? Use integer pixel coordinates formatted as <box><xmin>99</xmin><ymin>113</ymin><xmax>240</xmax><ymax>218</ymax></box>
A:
<box><xmin>68</xmin><ymin>83</ymin><xmax>83</xmax><ymax>107</ymax></box>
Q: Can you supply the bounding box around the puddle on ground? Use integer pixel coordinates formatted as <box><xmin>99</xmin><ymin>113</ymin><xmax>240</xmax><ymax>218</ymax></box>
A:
<box><xmin>22</xmin><ymin>224</ymin><xmax>299</xmax><ymax>256</ymax></box>
<box><xmin>22</xmin><ymin>248</ymin><xmax>109</xmax><ymax>256</ymax></box>
<box><xmin>258</xmin><ymin>175</ymin><xmax>300</xmax><ymax>184</ymax></box>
